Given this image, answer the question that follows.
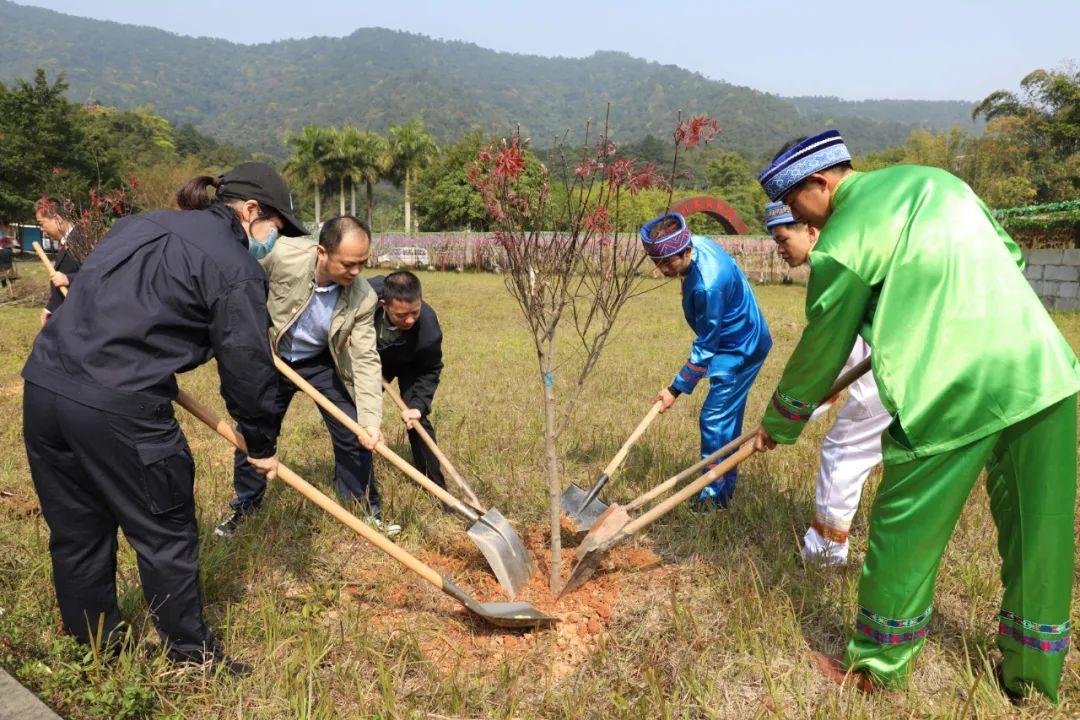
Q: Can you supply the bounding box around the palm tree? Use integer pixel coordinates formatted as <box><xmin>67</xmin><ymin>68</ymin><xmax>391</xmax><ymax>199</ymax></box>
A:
<box><xmin>284</xmin><ymin>125</ymin><xmax>334</xmax><ymax>226</ymax></box>
<box><xmin>389</xmin><ymin>117</ymin><xmax>438</xmax><ymax>233</ymax></box>
<box><xmin>325</xmin><ymin>125</ymin><xmax>353</xmax><ymax>217</ymax></box>
<box><xmin>346</xmin><ymin>129</ymin><xmax>392</xmax><ymax>229</ymax></box>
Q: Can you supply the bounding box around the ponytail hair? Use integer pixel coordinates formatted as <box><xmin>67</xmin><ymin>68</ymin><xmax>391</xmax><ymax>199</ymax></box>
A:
<box><xmin>176</xmin><ymin>175</ymin><xmax>222</xmax><ymax>211</ymax></box>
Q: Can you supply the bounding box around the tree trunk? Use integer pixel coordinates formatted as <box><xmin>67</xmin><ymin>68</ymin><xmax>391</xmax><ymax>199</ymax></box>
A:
<box><xmin>339</xmin><ymin>176</ymin><xmax>346</xmax><ymax>216</ymax></box>
<box><xmin>404</xmin><ymin>166</ymin><xmax>411</xmax><ymax>234</ymax></box>
<box><xmin>350</xmin><ymin>180</ymin><xmax>357</xmax><ymax>216</ymax></box>
<box><xmin>313</xmin><ymin>184</ymin><xmax>322</xmax><ymax>226</ymax></box>
<box><xmin>539</xmin><ymin>345</ymin><xmax>561</xmax><ymax>592</ymax></box>
<box><xmin>365</xmin><ymin>180</ymin><xmax>375</xmax><ymax>231</ymax></box>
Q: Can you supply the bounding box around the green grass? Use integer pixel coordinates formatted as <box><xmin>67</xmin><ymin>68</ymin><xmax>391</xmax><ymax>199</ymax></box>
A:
<box><xmin>1</xmin><ymin>269</ymin><xmax>1078</xmax><ymax>718</ymax></box>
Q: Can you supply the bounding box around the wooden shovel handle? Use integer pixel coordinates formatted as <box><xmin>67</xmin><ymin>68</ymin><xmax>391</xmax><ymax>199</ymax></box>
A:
<box><xmin>624</xmin><ymin>356</ymin><xmax>873</xmax><ymax>514</ymax></box>
<box><xmin>381</xmin><ymin>379</ymin><xmax>483</xmax><ymax>510</ymax></box>
<box><xmin>602</xmin><ymin>400</ymin><xmax>663</xmax><ymax>477</ymax></box>
<box><xmin>33</xmin><ymin>242</ymin><xmax>66</xmax><ymax>297</ymax></box>
<box><xmin>620</xmin><ymin>441</ymin><xmax>758</xmax><ymax>538</ymax></box>
<box><xmin>273</xmin><ymin>356</ymin><xmax>469</xmax><ymax>513</ymax></box>
<box><xmin>626</xmin><ymin>426</ymin><xmax>755</xmax><ymax>511</ymax></box>
<box><xmin>174</xmin><ymin>389</ymin><xmax>444</xmax><ymax>588</ymax></box>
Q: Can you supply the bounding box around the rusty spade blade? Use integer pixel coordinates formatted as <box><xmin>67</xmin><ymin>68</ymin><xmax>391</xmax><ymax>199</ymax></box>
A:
<box><xmin>561</xmin><ymin>534</ymin><xmax>622</xmax><ymax>598</ymax></box>
<box><xmin>575</xmin><ymin>503</ymin><xmax>631</xmax><ymax>557</ymax></box>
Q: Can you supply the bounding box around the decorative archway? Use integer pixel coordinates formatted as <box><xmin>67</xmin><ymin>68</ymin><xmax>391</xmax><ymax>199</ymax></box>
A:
<box><xmin>670</xmin><ymin>196</ymin><xmax>749</xmax><ymax>235</ymax></box>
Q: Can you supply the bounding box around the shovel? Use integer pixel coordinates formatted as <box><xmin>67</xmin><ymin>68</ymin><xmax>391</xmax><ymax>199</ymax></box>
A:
<box><xmin>579</xmin><ymin>358</ymin><xmax>873</xmax><ymax>556</ymax></box>
<box><xmin>563</xmin><ymin>358</ymin><xmax>872</xmax><ymax>594</ymax></box>
<box><xmin>174</xmin><ymin>389</ymin><xmax>554</xmax><ymax>629</ymax></box>
<box><xmin>560</xmin><ymin>399</ymin><xmax>663</xmax><ymax>534</ymax></box>
<box><xmin>382</xmin><ymin>379</ymin><xmax>482</xmax><ymax>511</ymax></box>
<box><xmin>274</xmin><ymin>356</ymin><xmax>536</xmax><ymax>599</ymax></box>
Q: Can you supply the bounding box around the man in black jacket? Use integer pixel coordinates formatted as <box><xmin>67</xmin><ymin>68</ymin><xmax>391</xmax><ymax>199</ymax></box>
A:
<box><xmin>34</xmin><ymin>197</ymin><xmax>81</xmax><ymax>325</ymax></box>
<box><xmin>22</xmin><ymin>163</ymin><xmax>305</xmax><ymax>672</ymax></box>
<box><xmin>370</xmin><ymin>271</ymin><xmax>446</xmax><ymax>488</ymax></box>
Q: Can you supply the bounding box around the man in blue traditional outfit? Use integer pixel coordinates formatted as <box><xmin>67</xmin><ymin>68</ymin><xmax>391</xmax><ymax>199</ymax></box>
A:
<box><xmin>641</xmin><ymin>212</ymin><xmax>772</xmax><ymax>509</ymax></box>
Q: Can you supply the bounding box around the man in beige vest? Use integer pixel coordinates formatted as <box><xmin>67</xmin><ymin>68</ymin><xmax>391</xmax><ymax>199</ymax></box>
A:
<box><xmin>215</xmin><ymin>215</ymin><xmax>397</xmax><ymax>536</ymax></box>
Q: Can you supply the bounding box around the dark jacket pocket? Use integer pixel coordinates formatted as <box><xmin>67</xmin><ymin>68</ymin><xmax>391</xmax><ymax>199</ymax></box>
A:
<box><xmin>136</xmin><ymin>438</ymin><xmax>194</xmax><ymax>515</ymax></box>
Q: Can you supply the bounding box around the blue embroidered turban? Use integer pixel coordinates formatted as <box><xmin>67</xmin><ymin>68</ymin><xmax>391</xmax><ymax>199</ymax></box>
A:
<box><xmin>757</xmin><ymin>130</ymin><xmax>851</xmax><ymax>201</ymax></box>
<box><xmin>640</xmin><ymin>213</ymin><xmax>691</xmax><ymax>259</ymax></box>
<box><xmin>764</xmin><ymin>201</ymin><xmax>795</xmax><ymax>230</ymax></box>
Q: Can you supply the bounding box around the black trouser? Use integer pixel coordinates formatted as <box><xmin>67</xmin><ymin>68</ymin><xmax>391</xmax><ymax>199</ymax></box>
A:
<box><xmin>23</xmin><ymin>382</ymin><xmax>213</xmax><ymax>660</ymax></box>
<box><xmin>402</xmin><ymin>415</ymin><xmax>446</xmax><ymax>489</ymax></box>
<box><xmin>231</xmin><ymin>351</ymin><xmax>377</xmax><ymax>513</ymax></box>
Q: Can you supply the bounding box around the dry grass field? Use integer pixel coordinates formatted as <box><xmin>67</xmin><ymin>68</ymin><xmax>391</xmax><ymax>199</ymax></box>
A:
<box><xmin>1</xmin><ymin>261</ymin><xmax>1079</xmax><ymax>719</ymax></box>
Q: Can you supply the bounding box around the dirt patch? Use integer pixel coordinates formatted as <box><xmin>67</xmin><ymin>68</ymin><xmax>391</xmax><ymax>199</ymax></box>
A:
<box><xmin>0</xmin><ymin>490</ymin><xmax>40</xmax><ymax>517</ymax></box>
<box><xmin>340</xmin><ymin>523</ymin><xmax>667</xmax><ymax>679</ymax></box>
<box><xmin>558</xmin><ymin>514</ymin><xmax>581</xmax><ymax>537</ymax></box>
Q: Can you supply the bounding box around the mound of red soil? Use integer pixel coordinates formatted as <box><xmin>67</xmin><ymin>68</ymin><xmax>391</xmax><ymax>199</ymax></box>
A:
<box><xmin>341</xmin><ymin>523</ymin><xmax>666</xmax><ymax>677</ymax></box>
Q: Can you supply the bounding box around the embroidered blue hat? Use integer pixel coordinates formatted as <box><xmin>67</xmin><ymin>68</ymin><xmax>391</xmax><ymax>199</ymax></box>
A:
<box><xmin>757</xmin><ymin>130</ymin><xmax>851</xmax><ymax>201</ymax></box>
<box><xmin>640</xmin><ymin>213</ymin><xmax>691</xmax><ymax>259</ymax></box>
<box><xmin>764</xmin><ymin>201</ymin><xmax>795</xmax><ymax>230</ymax></box>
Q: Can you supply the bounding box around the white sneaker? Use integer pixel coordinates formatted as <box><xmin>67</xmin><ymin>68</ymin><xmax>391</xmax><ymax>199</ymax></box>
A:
<box><xmin>366</xmin><ymin>516</ymin><xmax>402</xmax><ymax>538</ymax></box>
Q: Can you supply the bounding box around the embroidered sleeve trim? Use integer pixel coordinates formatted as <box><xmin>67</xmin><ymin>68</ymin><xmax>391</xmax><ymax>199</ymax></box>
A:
<box><xmin>775</xmin><ymin>388</ymin><xmax>818</xmax><ymax>411</ymax></box>
<box><xmin>682</xmin><ymin>361</ymin><xmax>706</xmax><ymax>377</ymax></box>
<box><xmin>773</xmin><ymin>388</ymin><xmax>812</xmax><ymax>423</ymax></box>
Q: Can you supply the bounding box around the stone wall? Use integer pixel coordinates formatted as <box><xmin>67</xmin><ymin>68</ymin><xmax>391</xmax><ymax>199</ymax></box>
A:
<box><xmin>1023</xmin><ymin>249</ymin><xmax>1080</xmax><ymax>310</ymax></box>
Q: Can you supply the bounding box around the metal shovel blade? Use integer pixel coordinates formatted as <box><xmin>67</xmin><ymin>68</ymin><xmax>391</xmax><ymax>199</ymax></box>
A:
<box><xmin>443</xmin><ymin>579</ymin><xmax>556</xmax><ymax>629</ymax></box>
<box><xmin>576</xmin><ymin>504</ymin><xmax>631</xmax><ymax>557</ymax></box>
<box><xmin>466</xmin><ymin>507</ymin><xmax>537</xmax><ymax>599</ymax></box>
<box><xmin>559</xmin><ymin>481</ymin><xmax>610</xmax><ymax>534</ymax></box>
<box><xmin>559</xmin><ymin>539</ymin><xmax>615</xmax><ymax>597</ymax></box>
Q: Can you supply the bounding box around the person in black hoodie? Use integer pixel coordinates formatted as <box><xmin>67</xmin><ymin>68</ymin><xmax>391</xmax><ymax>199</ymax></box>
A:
<box><xmin>34</xmin><ymin>197</ymin><xmax>81</xmax><ymax>326</ymax></box>
<box><xmin>369</xmin><ymin>271</ymin><xmax>446</xmax><ymax>488</ymax></box>
<box><xmin>21</xmin><ymin>163</ymin><xmax>307</xmax><ymax>674</ymax></box>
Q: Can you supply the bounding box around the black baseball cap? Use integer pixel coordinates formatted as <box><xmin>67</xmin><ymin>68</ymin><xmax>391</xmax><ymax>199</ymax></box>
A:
<box><xmin>217</xmin><ymin>162</ymin><xmax>308</xmax><ymax>237</ymax></box>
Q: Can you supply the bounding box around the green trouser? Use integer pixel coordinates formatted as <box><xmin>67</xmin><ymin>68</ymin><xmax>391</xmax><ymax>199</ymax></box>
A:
<box><xmin>843</xmin><ymin>395</ymin><xmax>1076</xmax><ymax>702</ymax></box>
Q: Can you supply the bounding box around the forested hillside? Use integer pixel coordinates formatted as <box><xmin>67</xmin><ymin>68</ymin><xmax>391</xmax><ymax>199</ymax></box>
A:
<box><xmin>0</xmin><ymin>0</ymin><xmax>977</xmax><ymax>158</ymax></box>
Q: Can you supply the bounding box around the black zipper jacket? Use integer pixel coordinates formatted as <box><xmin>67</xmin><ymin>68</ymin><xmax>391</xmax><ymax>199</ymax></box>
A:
<box><xmin>23</xmin><ymin>204</ymin><xmax>279</xmax><ymax>457</ymax></box>
<box><xmin>369</xmin><ymin>274</ymin><xmax>443</xmax><ymax>416</ymax></box>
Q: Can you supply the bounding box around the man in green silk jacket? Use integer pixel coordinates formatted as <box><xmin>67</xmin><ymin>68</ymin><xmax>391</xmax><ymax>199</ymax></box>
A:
<box><xmin>756</xmin><ymin>130</ymin><xmax>1080</xmax><ymax>702</ymax></box>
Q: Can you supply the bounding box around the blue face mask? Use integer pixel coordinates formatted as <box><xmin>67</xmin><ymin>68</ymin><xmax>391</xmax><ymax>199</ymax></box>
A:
<box><xmin>248</xmin><ymin>226</ymin><xmax>279</xmax><ymax>260</ymax></box>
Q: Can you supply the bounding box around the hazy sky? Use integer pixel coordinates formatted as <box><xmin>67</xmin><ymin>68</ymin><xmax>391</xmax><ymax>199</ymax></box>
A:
<box><xmin>16</xmin><ymin>0</ymin><xmax>1078</xmax><ymax>101</ymax></box>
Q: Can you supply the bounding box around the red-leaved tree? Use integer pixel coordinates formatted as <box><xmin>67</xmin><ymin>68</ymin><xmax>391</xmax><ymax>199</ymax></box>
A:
<box><xmin>469</xmin><ymin>110</ymin><xmax>719</xmax><ymax>589</ymax></box>
<box><xmin>42</xmin><ymin>170</ymin><xmax>135</xmax><ymax>262</ymax></box>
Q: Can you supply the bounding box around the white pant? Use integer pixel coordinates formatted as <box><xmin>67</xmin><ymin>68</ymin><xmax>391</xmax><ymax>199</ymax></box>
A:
<box><xmin>803</xmin><ymin>339</ymin><xmax>892</xmax><ymax>565</ymax></box>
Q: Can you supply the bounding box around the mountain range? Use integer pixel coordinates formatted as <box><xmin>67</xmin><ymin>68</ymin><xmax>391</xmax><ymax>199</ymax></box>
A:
<box><xmin>0</xmin><ymin>0</ymin><xmax>982</xmax><ymax>159</ymax></box>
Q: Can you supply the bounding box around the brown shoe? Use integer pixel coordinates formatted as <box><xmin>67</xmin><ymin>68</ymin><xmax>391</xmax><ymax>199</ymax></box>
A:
<box><xmin>809</xmin><ymin>651</ymin><xmax>882</xmax><ymax>693</ymax></box>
